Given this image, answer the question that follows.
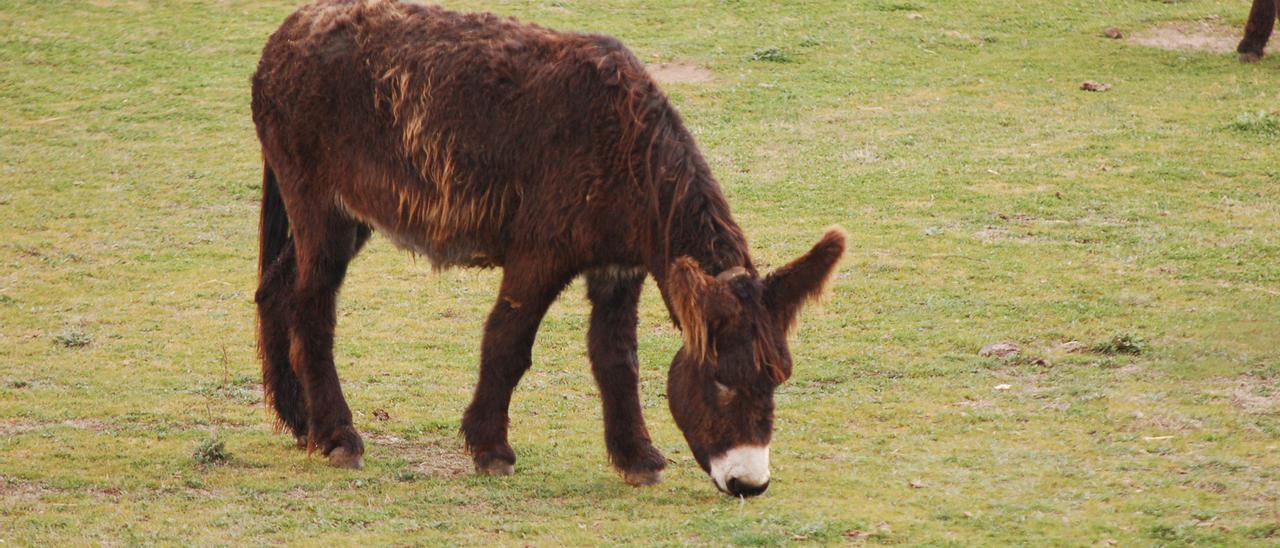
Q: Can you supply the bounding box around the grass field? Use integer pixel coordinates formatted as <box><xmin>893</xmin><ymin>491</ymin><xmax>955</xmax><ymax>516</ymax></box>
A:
<box><xmin>2</xmin><ymin>0</ymin><xmax>1279</xmax><ymax>544</ymax></box>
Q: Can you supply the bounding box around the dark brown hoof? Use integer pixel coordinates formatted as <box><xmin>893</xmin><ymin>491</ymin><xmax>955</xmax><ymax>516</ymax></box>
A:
<box><xmin>475</xmin><ymin>460</ymin><xmax>515</xmax><ymax>476</ymax></box>
<box><xmin>328</xmin><ymin>446</ymin><xmax>363</xmax><ymax>469</ymax></box>
<box><xmin>474</xmin><ymin>455</ymin><xmax>515</xmax><ymax>476</ymax></box>
<box><xmin>1239</xmin><ymin>51</ymin><xmax>1264</xmax><ymax>63</ymax></box>
<box><xmin>622</xmin><ymin>468</ymin><xmax>663</xmax><ymax>486</ymax></box>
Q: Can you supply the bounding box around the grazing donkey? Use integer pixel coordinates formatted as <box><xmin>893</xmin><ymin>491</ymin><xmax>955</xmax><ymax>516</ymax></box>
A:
<box><xmin>1239</xmin><ymin>0</ymin><xmax>1278</xmax><ymax>61</ymax></box>
<box><xmin>251</xmin><ymin>0</ymin><xmax>844</xmax><ymax>497</ymax></box>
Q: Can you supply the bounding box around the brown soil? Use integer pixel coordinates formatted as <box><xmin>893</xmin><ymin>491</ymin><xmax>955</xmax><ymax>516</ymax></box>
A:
<box><xmin>1128</xmin><ymin>21</ymin><xmax>1240</xmax><ymax>53</ymax></box>
<box><xmin>368</xmin><ymin>432</ymin><xmax>471</xmax><ymax>478</ymax></box>
<box><xmin>1229</xmin><ymin>377</ymin><xmax>1279</xmax><ymax>414</ymax></box>
<box><xmin>646</xmin><ymin>62</ymin><xmax>714</xmax><ymax>84</ymax></box>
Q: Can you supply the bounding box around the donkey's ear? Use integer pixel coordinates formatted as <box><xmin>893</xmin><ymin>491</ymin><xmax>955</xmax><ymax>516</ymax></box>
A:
<box><xmin>764</xmin><ymin>227</ymin><xmax>847</xmax><ymax>331</ymax></box>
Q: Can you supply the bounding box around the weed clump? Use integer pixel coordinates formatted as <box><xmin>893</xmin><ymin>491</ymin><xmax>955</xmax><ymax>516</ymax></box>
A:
<box><xmin>749</xmin><ymin>47</ymin><xmax>791</xmax><ymax>63</ymax></box>
<box><xmin>1092</xmin><ymin>333</ymin><xmax>1146</xmax><ymax>355</ymax></box>
<box><xmin>395</xmin><ymin>469</ymin><xmax>425</xmax><ymax>483</ymax></box>
<box><xmin>193</xmin><ymin>438</ymin><xmax>231</xmax><ymax>465</ymax></box>
<box><xmin>53</xmin><ymin>327</ymin><xmax>93</xmax><ymax>348</ymax></box>
<box><xmin>1146</xmin><ymin>523</ymin><xmax>1180</xmax><ymax>542</ymax></box>
<box><xmin>1227</xmin><ymin>111</ymin><xmax>1280</xmax><ymax>137</ymax></box>
<box><xmin>1245</xmin><ymin>522</ymin><xmax>1280</xmax><ymax>539</ymax></box>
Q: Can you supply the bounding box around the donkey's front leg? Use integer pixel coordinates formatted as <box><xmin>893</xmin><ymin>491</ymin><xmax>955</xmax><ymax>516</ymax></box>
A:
<box><xmin>462</xmin><ymin>268</ymin><xmax>570</xmax><ymax>475</ymax></box>
<box><xmin>586</xmin><ymin>267</ymin><xmax>666</xmax><ymax>486</ymax></box>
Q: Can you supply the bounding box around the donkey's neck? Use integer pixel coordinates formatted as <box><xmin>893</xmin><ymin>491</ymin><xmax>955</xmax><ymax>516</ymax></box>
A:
<box><xmin>646</xmin><ymin>136</ymin><xmax>755</xmax><ymax>282</ymax></box>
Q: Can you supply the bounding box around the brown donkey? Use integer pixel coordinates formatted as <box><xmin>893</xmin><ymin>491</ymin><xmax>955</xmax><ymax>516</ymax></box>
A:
<box><xmin>251</xmin><ymin>0</ymin><xmax>844</xmax><ymax>497</ymax></box>
<box><xmin>1239</xmin><ymin>0</ymin><xmax>1278</xmax><ymax>61</ymax></box>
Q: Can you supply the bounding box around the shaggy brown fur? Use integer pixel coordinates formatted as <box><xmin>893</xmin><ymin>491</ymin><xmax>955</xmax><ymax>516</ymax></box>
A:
<box><xmin>1238</xmin><ymin>0</ymin><xmax>1278</xmax><ymax>61</ymax></box>
<box><xmin>251</xmin><ymin>0</ymin><xmax>844</xmax><ymax>495</ymax></box>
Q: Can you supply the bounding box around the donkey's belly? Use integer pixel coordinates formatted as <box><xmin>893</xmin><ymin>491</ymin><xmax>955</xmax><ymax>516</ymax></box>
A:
<box><xmin>380</xmin><ymin>227</ymin><xmax>498</xmax><ymax>269</ymax></box>
<box><xmin>336</xmin><ymin>194</ymin><xmax>500</xmax><ymax>269</ymax></box>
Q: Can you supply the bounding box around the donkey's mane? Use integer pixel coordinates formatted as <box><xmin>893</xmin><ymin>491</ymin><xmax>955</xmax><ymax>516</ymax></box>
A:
<box><xmin>608</xmin><ymin>66</ymin><xmax>751</xmax><ymax>276</ymax></box>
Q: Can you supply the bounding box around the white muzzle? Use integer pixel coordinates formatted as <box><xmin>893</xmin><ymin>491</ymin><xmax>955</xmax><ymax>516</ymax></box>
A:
<box><xmin>709</xmin><ymin>445</ymin><xmax>770</xmax><ymax>493</ymax></box>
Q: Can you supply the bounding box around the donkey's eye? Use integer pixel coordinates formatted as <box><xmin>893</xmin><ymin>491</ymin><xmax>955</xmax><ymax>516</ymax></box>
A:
<box><xmin>715</xmin><ymin>381</ymin><xmax>735</xmax><ymax>405</ymax></box>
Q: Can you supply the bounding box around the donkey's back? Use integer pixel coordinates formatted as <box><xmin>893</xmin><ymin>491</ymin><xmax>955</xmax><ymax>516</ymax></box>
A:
<box><xmin>252</xmin><ymin>0</ymin><xmax>657</xmax><ymax>269</ymax></box>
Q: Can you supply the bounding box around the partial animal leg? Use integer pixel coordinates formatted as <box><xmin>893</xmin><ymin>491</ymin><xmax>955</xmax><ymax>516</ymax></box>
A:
<box><xmin>256</xmin><ymin>162</ymin><xmax>308</xmax><ymax>446</ymax></box>
<box><xmin>586</xmin><ymin>267</ymin><xmax>666</xmax><ymax>486</ymax></box>
<box><xmin>257</xmin><ymin>245</ymin><xmax>309</xmax><ymax>446</ymax></box>
<box><xmin>462</xmin><ymin>265</ymin><xmax>571</xmax><ymax>475</ymax></box>
<box><xmin>1238</xmin><ymin>0</ymin><xmax>1277</xmax><ymax>62</ymax></box>
<box><xmin>287</xmin><ymin>209</ymin><xmax>371</xmax><ymax>468</ymax></box>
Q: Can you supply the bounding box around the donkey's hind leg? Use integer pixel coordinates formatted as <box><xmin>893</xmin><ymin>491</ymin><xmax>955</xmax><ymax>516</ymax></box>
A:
<box><xmin>462</xmin><ymin>263</ymin><xmax>572</xmax><ymax>476</ymax></box>
<box><xmin>1238</xmin><ymin>0</ymin><xmax>1278</xmax><ymax>62</ymax></box>
<box><xmin>288</xmin><ymin>210</ymin><xmax>371</xmax><ymax>468</ymax></box>
<box><xmin>256</xmin><ymin>245</ymin><xmax>309</xmax><ymax>446</ymax></box>
<box><xmin>586</xmin><ymin>267</ymin><xmax>666</xmax><ymax>486</ymax></box>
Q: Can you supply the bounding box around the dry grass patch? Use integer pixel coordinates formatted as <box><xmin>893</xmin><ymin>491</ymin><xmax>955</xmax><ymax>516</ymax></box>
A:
<box><xmin>367</xmin><ymin>432</ymin><xmax>471</xmax><ymax>478</ymax></box>
<box><xmin>646</xmin><ymin>61</ymin><xmax>714</xmax><ymax>84</ymax></box>
<box><xmin>1128</xmin><ymin>20</ymin><xmax>1239</xmax><ymax>53</ymax></box>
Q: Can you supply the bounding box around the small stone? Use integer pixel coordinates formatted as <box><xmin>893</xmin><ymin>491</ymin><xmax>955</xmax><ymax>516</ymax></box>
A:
<box><xmin>1081</xmin><ymin>81</ymin><xmax>1111</xmax><ymax>92</ymax></box>
<box><xmin>1103</xmin><ymin>27</ymin><xmax>1124</xmax><ymax>39</ymax></box>
<box><xmin>994</xmin><ymin>384</ymin><xmax>1013</xmax><ymax>391</ymax></box>
<box><xmin>979</xmin><ymin>342</ymin><xmax>1020</xmax><ymax>357</ymax></box>
<box><xmin>1057</xmin><ymin>341</ymin><xmax>1086</xmax><ymax>353</ymax></box>
<box><xmin>909</xmin><ymin>479</ymin><xmax>926</xmax><ymax>489</ymax></box>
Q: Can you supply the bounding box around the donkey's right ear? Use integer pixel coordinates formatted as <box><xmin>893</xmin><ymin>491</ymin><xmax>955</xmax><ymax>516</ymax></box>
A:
<box><xmin>668</xmin><ymin>257</ymin><xmax>714</xmax><ymax>362</ymax></box>
<box><xmin>763</xmin><ymin>227</ymin><xmax>846</xmax><ymax>332</ymax></box>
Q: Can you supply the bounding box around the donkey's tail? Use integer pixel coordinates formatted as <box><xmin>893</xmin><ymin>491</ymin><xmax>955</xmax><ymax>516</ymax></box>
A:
<box><xmin>255</xmin><ymin>160</ymin><xmax>309</xmax><ymax>438</ymax></box>
<box><xmin>258</xmin><ymin>160</ymin><xmax>290</xmax><ymax>278</ymax></box>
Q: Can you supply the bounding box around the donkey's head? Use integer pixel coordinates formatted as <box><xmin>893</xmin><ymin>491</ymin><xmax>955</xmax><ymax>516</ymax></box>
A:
<box><xmin>665</xmin><ymin>228</ymin><xmax>845</xmax><ymax>497</ymax></box>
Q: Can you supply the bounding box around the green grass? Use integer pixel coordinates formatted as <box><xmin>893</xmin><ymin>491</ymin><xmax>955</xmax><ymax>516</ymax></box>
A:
<box><xmin>2</xmin><ymin>0</ymin><xmax>1278</xmax><ymax>544</ymax></box>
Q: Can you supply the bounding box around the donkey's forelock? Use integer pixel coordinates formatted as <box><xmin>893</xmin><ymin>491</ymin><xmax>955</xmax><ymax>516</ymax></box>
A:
<box><xmin>667</xmin><ymin>257</ymin><xmax>717</xmax><ymax>363</ymax></box>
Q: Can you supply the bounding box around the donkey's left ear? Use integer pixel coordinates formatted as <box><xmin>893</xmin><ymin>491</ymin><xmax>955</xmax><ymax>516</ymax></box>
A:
<box><xmin>764</xmin><ymin>227</ymin><xmax>847</xmax><ymax>331</ymax></box>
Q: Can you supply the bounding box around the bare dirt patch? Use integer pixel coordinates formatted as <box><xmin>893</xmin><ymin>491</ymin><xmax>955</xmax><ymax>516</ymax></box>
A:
<box><xmin>646</xmin><ymin>62</ymin><xmax>714</xmax><ymax>85</ymax></box>
<box><xmin>368</xmin><ymin>432</ymin><xmax>471</xmax><ymax>478</ymax></box>
<box><xmin>1127</xmin><ymin>21</ymin><xmax>1239</xmax><ymax>54</ymax></box>
<box><xmin>1227</xmin><ymin>377</ymin><xmax>1279</xmax><ymax>414</ymax></box>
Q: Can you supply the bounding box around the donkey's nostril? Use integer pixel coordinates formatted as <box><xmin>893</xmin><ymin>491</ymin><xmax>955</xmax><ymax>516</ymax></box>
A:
<box><xmin>726</xmin><ymin>477</ymin><xmax>769</xmax><ymax>497</ymax></box>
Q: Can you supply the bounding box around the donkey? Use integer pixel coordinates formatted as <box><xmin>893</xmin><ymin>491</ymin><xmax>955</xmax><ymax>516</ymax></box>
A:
<box><xmin>251</xmin><ymin>0</ymin><xmax>845</xmax><ymax>497</ymax></box>
<box><xmin>1239</xmin><ymin>0</ymin><xmax>1278</xmax><ymax>61</ymax></box>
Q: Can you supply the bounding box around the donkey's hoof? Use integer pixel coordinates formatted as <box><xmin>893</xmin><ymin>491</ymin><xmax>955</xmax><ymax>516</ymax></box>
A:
<box><xmin>1239</xmin><ymin>51</ymin><xmax>1264</xmax><ymax>63</ymax></box>
<box><xmin>622</xmin><ymin>468</ymin><xmax>663</xmax><ymax>486</ymax></box>
<box><xmin>328</xmin><ymin>446</ymin><xmax>363</xmax><ymax>469</ymax></box>
<box><xmin>474</xmin><ymin>457</ymin><xmax>515</xmax><ymax>476</ymax></box>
